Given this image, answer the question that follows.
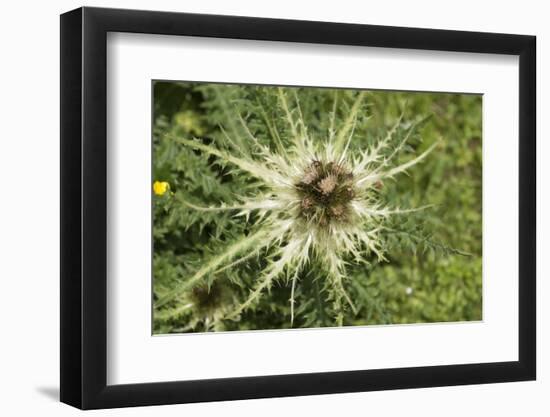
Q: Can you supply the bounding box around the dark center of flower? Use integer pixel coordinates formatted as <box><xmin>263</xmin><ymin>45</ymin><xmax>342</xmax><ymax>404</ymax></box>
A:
<box><xmin>295</xmin><ymin>160</ymin><xmax>356</xmax><ymax>225</ymax></box>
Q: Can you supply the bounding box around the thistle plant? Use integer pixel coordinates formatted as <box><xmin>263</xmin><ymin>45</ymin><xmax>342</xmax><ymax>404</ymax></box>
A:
<box><xmin>152</xmin><ymin>85</ymin><xmax>464</xmax><ymax>330</ymax></box>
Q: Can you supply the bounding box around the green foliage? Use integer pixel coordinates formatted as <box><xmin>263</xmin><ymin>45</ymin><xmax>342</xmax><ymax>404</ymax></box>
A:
<box><xmin>152</xmin><ymin>81</ymin><xmax>482</xmax><ymax>333</ymax></box>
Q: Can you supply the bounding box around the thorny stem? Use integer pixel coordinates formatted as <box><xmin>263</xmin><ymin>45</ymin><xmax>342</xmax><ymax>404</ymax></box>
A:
<box><xmin>384</xmin><ymin>227</ymin><xmax>472</xmax><ymax>257</ymax></box>
<box><xmin>154</xmin><ymin>228</ymin><xmax>271</xmax><ymax>309</ymax></box>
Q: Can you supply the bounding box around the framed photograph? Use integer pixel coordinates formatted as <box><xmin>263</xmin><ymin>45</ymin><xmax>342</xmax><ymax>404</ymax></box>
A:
<box><xmin>60</xmin><ymin>6</ymin><xmax>536</xmax><ymax>409</ymax></box>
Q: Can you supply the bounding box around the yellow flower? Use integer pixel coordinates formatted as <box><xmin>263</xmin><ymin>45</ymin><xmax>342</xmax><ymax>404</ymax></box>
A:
<box><xmin>153</xmin><ymin>181</ymin><xmax>170</xmax><ymax>196</ymax></box>
<box><xmin>174</xmin><ymin>111</ymin><xmax>204</xmax><ymax>136</ymax></box>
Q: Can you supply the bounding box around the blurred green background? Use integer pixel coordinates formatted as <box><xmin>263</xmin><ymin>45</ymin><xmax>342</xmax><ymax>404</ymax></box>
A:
<box><xmin>152</xmin><ymin>81</ymin><xmax>482</xmax><ymax>333</ymax></box>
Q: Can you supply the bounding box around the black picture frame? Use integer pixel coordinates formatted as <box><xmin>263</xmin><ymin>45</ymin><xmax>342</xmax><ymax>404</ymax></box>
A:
<box><xmin>60</xmin><ymin>6</ymin><xmax>536</xmax><ymax>410</ymax></box>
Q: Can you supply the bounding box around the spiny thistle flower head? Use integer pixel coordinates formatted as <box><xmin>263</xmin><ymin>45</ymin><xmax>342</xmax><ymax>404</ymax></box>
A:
<box><xmin>155</xmin><ymin>88</ymin><xmax>440</xmax><ymax>326</ymax></box>
<box><xmin>188</xmin><ymin>281</ymin><xmax>236</xmax><ymax>329</ymax></box>
<box><xmin>296</xmin><ymin>160</ymin><xmax>355</xmax><ymax>226</ymax></box>
<box><xmin>190</xmin><ymin>282</ymin><xmax>227</xmax><ymax>316</ymax></box>
<box><xmin>157</xmin><ymin>281</ymin><xmax>236</xmax><ymax>332</ymax></box>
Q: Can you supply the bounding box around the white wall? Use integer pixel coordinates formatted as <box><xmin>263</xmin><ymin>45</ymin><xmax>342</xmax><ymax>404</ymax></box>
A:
<box><xmin>0</xmin><ymin>0</ymin><xmax>545</xmax><ymax>415</ymax></box>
